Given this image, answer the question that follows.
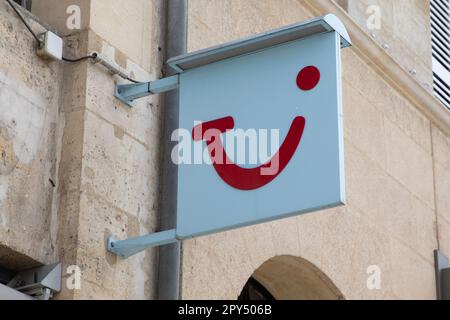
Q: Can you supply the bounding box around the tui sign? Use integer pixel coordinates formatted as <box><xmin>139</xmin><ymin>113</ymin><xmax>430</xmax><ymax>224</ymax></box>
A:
<box><xmin>109</xmin><ymin>14</ymin><xmax>352</xmax><ymax>258</ymax></box>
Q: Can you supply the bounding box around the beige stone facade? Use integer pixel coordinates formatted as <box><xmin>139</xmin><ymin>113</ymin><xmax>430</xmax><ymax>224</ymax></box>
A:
<box><xmin>0</xmin><ymin>0</ymin><xmax>449</xmax><ymax>300</ymax></box>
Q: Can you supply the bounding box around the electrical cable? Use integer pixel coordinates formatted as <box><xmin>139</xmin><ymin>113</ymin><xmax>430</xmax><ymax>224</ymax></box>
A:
<box><xmin>6</xmin><ymin>0</ymin><xmax>41</xmax><ymax>45</ymax></box>
<box><xmin>6</xmin><ymin>0</ymin><xmax>99</xmax><ymax>65</ymax></box>
<box><xmin>6</xmin><ymin>0</ymin><xmax>143</xmax><ymax>83</ymax></box>
<box><xmin>63</xmin><ymin>55</ymin><xmax>143</xmax><ymax>83</ymax></box>
<box><xmin>125</xmin><ymin>77</ymin><xmax>141</xmax><ymax>84</ymax></box>
<box><xmin>62</xmin><ymin>55</ymin><xmax>97</xmax><ymax>63</ymax></box>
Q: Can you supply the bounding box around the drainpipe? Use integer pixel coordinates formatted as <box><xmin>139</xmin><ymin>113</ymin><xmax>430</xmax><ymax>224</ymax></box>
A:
<box><xmin>157</xmin><ymin>0</ymin><xmax>187</xmax><ymax>300</ymax></box>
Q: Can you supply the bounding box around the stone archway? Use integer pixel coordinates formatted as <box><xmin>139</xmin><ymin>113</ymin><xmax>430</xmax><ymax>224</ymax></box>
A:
<box><xmin>239</xmin><ymin>255</ymin><xmax>344</xmax><ymax>300</ymax></box>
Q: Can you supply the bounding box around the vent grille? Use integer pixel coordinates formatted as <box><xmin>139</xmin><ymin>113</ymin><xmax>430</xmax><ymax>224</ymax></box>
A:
<box><xmin>431</xmin><ymin>0</ymin><xmax>450</xmax><ymax>109</ymax></box>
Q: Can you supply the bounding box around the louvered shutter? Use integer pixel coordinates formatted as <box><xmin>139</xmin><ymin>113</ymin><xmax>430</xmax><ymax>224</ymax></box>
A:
<box><xmin>431</xmin><ymin>0</ymin><xmax>450</xmax><ymax>109</ymax></box>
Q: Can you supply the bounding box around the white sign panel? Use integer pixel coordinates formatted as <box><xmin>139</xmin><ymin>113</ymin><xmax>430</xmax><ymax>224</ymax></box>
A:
<box><xmin>172</xmin><ymin>15</ymin><xmax>350</xmax><ymax>239</ymax></box>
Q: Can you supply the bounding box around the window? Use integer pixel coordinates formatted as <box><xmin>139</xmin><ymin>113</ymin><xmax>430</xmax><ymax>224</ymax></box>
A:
<box><xmin>13</xmin><ymin>0</ymin><xmax>31</xmax><ymax>11</ymax></box>
<box><xmin>238</xmin><ymin>277</ymin><xmax>276</xmax><ymax>300</ymax></box>
<box><xmin>431</xmin><ymin>0</ymin><xmax>450</xmax><ymax>109</ymax></box>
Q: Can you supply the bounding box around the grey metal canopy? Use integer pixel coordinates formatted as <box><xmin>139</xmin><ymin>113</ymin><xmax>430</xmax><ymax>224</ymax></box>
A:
<box><xmin>168</xmin><ymin>14</ymin><xmax>352</xmax><ymax>73</ymax></box>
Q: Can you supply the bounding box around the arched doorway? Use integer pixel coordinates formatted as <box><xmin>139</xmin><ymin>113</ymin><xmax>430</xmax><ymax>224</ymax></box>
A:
<box><xmin>239</xmin><ymin>255</ymin><xmax>344</xmax><ymax>300</ymax></box>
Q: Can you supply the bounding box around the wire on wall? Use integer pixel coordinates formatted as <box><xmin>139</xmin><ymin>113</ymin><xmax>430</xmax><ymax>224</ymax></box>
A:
<box><xmin>62</xmin><ymin>55</ymin><xmax>97</xmax><ymax>63</ymax></box>
<box><xmin>6</xmin><ymin>0</ymin><xmax>40</xmax><ymax>44</ymax></box>
<box><xmin>6</xmin><ymin>0</ymin><xmax>96</xmax><ymax>64</ymax></box>
<box><xmin>6</xmin><ymin>0</ymin><xmax>144</xmax><ymax>83</ymax></box>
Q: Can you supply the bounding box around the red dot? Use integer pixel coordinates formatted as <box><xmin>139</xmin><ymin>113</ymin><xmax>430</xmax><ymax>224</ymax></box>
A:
<box><xmin>296</xmin><ymin>66</ymin><xmax>320</xmax><ymax>91</ymax></box>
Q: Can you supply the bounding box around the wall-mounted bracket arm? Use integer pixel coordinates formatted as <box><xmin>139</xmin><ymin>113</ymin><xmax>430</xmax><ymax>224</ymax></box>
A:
<box><xmin>115</xmin><ymin>75</ymin><xmax>179</xmax><ymax>108</ymax></box>
<box><xmin>107</xmin><ymin>229</ymin><xmax>179</xmax><ymax>259</ymax></box>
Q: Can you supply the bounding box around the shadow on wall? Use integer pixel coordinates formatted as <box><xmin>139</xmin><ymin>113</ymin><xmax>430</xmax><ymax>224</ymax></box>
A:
<box><xmin>239</xmin><ymin>255</ymin><xmax>345</xmax><ymax>300</ymax></box>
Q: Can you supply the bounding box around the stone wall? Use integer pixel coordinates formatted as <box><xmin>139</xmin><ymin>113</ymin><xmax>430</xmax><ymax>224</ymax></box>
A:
<box><xmin>0</xmin><ymin>0</ymin><xmax>165</xmax><ymax>299</ymax></box>
<box><xmin>1</xmin><ymin>0</ymin><xmax>449</xmax><ymax>300</ymax></box>
<box><xmin>0</xmin><ymin>0</ymin><xmax>63</xmax><ymax>270</ymax></box>
<box><xmin>53</xmin><ymin>0</ymin><xmax>166</xmax><ymax>299</ymax></box>
<box><xmin>180</xmin><ymin>0</ymin><xmax>444</xmax><ymax>300</ymax></box>
<box><xmin>342</xmin><ymin>0</ymin><xmax>433</xmax><ymax>92</ymax></box>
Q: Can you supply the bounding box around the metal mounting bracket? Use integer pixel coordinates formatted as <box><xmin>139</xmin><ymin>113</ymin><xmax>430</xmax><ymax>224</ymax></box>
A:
<box><xmin>435</xmin><ymin>250</ymin><xmax>450</xmax><ymax>300</ymax></box>
<box><xmin>107</xmin><ymin>229</ymin><xmax>179</xmax><ymax>259</ymax></box>
<box><xmin>115</xmin><ymin>75</ymin><xmax>179</xmax><ymax>108</ymax></box>
<box><xmin>6</xmin><ymin>263</ymin><xmax>62</xmax><ymax>300</ymax></box>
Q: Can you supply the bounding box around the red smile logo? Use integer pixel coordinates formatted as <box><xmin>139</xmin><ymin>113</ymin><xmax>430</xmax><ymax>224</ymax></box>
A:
<box><xmin>192</xmin><ymin>66</ymin><xmax>320</xmax><ymax>191</ymax></box>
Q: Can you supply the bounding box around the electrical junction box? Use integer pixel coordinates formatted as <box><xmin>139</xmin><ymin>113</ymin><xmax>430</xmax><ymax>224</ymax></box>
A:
<box><xmin>37</xmin><ymin>31</ymin><xmax>63</xmax><ymax>61</ymax></box>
